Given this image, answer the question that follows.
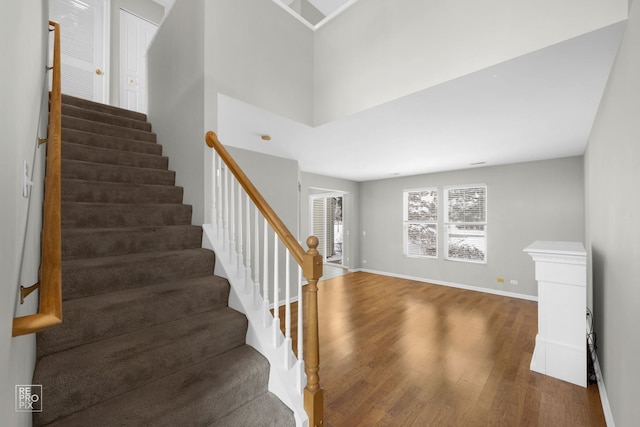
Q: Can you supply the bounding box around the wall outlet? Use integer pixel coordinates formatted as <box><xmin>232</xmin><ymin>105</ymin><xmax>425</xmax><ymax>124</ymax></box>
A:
<box><xmin>510</xmin><ymin>279</ymin><xmax>519</xmax><ymax>285</ymax></box>
<box><xmin>497</xmin><ymin>277</ymin><xmax>505</xmax><ymax>283</ymax></box>
<box><xmin>362</xmin><ymin>259</ymin><xmax>367</xmax><ymax>264</ymax></box>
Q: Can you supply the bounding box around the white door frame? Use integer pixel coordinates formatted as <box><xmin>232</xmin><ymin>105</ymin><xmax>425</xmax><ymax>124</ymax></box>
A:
<box><xmin>309</xmin><ymin>190</ymin><xmax>348</xmax><ymax>268</ymax></box>
<box><xmin>49</xmin><ymin>0</ymin><xmax>110</xmax><ymax>103</ymax></box>
<box><xmin>119</xmin><ymin>8</ymin><xmax>158</xmax><ymax>113</ymax></box>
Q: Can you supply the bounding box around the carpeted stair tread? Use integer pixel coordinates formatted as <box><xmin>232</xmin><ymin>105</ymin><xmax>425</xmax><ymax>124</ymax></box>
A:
<box><xmin>62</xmin><ymin>158</ymin><xmax>176</xmax><ymax>186</ymax></box>
<box><xmin>211</xmin><ymin>391</ymin><xmax>296</xmax><ymax>427</ymax></box>
<box><xmin>37</xmin><ymin>275</ymin><xmax>232</xmax><ymax>359</ymax></box>
<box><xmin>33</xmin><ymin>307</ymin><xmax>248</xmax><ymax>425</ymax></box>
<box><xmin>62</xmin><ymin>179</ymin><xmax>184</xmax><ymax>204</ymax></box>
<box><xmin>62</xmin><ymin>115</ymin><xmax>156</xmax><ymax>143</ymax></box>
<box><xmin>62</xmin><ymin>103</ymin><xmax>151</xmax><ymax>131</ymax></box>
<box><xmin>62</xmin><ymin>225</ymin><xmax>203</xmax><ymax>260</ymax></box>
<box><xmin>43</xmin><ymin>345</ymin><xmax>279</xmax><ymax>427</ymax></box>
<box><xmin>36</xmin><ymin>96</ymin><xmax>294</xmax><ymax>426</ymax></box>
<box><xmin>62</xmin><ymin>128</ymin><xmax>161</xmax><ymax>155</ymax></box>
<box><xmin>62</xmin><ymin>202</ymin><xmax>192</xmax><ymax>228</ymax></box>
<box><xmin>61</xmin><ymin>94</ymin><xmax>147</xmax><ymax>122</ymax></box>
<box><xmin>62</xmin><ymin>249</ymin><xmax>215</xmax><ymax>300</ymax></box>
<box><xmin>62</xmin><ymin>142</ymin><xmax>168</xmax><ymax>169</ymax></box>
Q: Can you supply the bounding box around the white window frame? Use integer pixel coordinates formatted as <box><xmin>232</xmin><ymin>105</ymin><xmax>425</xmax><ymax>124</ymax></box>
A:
<box><xmin>403</xmin><ymin>188</ymin><xmax>438</xmax><ymax>258</ymax></box>
<box><xmin>444</xmin><ymin>184</ymin><xmax>487</xmax><ymax>264</ymax></box>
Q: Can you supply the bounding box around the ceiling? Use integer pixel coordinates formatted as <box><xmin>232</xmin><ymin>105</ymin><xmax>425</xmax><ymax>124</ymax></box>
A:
<box><xmin>280</xmin><ymin>0</ymin><xmax>353</xmax><ymax>19</ymax></box>
<box><xmin>219</xmin><ymin>22</ymin><xmax>625</xmax><ymax>182</ymax></box>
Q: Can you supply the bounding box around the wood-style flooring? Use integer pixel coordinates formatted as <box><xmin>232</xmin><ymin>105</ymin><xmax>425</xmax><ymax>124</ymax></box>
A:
<box><xmin>281</xmin><ymin>271</ymin><xmax>605</xmax><ymax>426</ymax></box>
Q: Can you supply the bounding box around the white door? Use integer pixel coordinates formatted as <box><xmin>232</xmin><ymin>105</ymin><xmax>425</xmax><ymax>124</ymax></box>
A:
<box><xmin>119</xmin><ymin>9</ymin><xmax>157</xmax><ymax>113</ymax></box>
<box><xmin>49</xmin><ymin>0</ymin><xmax>109</xmax><ymax>102</ymax></box>
<box><xmin>310</xmin><ymin>193</ymin><xmax>345</xmax><ymax>265</ymax></box>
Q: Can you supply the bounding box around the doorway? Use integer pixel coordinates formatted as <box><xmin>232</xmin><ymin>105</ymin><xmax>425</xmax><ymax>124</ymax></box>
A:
<box><xmin>49</xmin><ymin>0</ymin><xmax>109</xmax><ymax>102</ymax></box>
<box><xmin>310</xmin><ymin>192</ymin><xmax>346</xmax><ymax>267</ymax></box>
<box><xmin>119</xmin><ymin>9</ymin><xmax>158</xmax><ymax>113</ymax></box>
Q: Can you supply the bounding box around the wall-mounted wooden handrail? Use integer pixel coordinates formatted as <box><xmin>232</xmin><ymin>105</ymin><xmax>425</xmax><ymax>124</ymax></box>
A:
<box><xmin>12</xmin><ymin>21</ymin><xmax>63</xmax><ymax>337</ymax></box>
<box><xmin>206</xmin><ymin>130</ymin><xmax>323</xmax><ymax>426</ymax></box>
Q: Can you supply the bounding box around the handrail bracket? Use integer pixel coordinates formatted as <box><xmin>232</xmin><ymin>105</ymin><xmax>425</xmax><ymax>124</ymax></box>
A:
<box><xmin>20</xmin><ymin>283</ymin><xmax>40</xmax><ymax>305</ymax></box>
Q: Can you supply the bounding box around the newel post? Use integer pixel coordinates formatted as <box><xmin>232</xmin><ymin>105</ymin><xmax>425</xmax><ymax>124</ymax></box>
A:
<box><xmin>302</xmin><ymin>236</ymin><xmax>324</xmax><ymax>426</ymax></box>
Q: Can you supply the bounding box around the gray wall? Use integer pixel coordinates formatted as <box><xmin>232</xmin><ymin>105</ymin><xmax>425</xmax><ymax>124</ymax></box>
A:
<box><xmin>0</xmin><ymin>1</ymin><xmax>49</xmax><ymax>425</ymax></box>
<box><xmin>204</xmin><ymin>0</ymin><xmax>314</xmax><ymax>128</ymax></box>
<box><xmin>148</xmin><ymin>0</ymin><xmax>313</xmax><ymax>225</ymax></box>
<box><xmin>585</xmin><ymin>1</ymin><xmax>640</xmax><ymax>424</ymax></box>
<box><xmin>313</xmin><ymin>0</ymin><xmax>627</xmax><ymax>124</ymax></box>
<box><xmin>359</xmin><ymin>157</ymin><xmax>585</xmax><ymax>297</ymax></box>
<box><xmin>227</xmin><ymin>147</ymin><xmax>300</xmax><ymax>235</ymax></box>
<box><xmin>226</xmin><ymin>147</ymin><xmax>300</xmax><ymax>302</ymax></box>
<box><xmin>300</xmin><ymin>172</ymin><xmax>361</xmax><ymax>270</ymax></box>
<box><xmin>147</xmin><ymin>0</ymin><xmax>205</xmax><ymax>224</ymax></box>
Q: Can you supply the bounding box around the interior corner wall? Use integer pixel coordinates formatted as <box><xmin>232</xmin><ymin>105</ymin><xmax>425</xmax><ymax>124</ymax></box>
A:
<box><xmin>0</xmin><ymin>1</ymin><xmax>49</xmax><ymax>425</ymax></box>
<box><xmin>584</xmin><ymin>1</ymin><xmax>640</xmax><ymax>424</ymax></box>
<box><xmin>225</xmin><ymin>147</ymin><xmax>301</xmax><ymax>302</ymax></box>
<box><xmin>227</xmin><ymin>147</ymin><xmax>300</xmax><ymax>235</ymax></box>
<box><xmin>313</xmin><ymin>0</ymin><xmax>628</xmax><ymax>124</ymax></box>
<box><xmin>359</xmin><ymin>157</ymin><xmax>584</xmax><ymax>297</ymax></box>
<box><xmin>147</xmin><ymin>0</ymin><xmax>205</xmax><ymax>224</ymax></box>
<box><xmin>201</xmin><ymin>0</ymin><xmax>313</xmax><ymax>226</ymax></box>
<box><xmin>300</xmin><ymin>172</ymin><xmax>361</xmax><ymax>270</ymax></box>
<box><xmin>109</xmin><ymin>0</ymin><xmax>165</xmax><ymax>107</ymax></box>
<box><xmin>204</xmin><ymin>0</ymin><xmax>314</xmax><ymax>128</ymax></box>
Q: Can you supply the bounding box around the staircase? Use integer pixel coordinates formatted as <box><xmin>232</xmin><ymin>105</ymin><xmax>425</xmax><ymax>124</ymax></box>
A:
<box><xmin>33</xmin><ymin>95</ymin><xmax>295</xmax><ymax>426</ymax></box>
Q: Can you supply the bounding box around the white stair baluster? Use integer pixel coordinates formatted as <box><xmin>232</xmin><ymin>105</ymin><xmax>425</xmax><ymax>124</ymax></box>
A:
<box><xmin>216</xmin><ymin>156</ymin><xmax>223</xmax><ymax>238</ymax></box>
<box><xmin>229</xmin><ymin>179</ymin><xmax>235</xmax><ymax>262</ymax></box>
<box><xmin>254</xmin><ymin>209</ymin><xmax>261</xmax><ymax>309</ymax></box>
<box><xmin>273</xmin><ymin>235</ymin><xmax>280</xmax><ymax>348</ymax></box>
<box><xmin>297</xmin><ymin>264</ymin><xmax>305</xmax><ymax>392</ymax></box>
<box><xmin>284</xmin><ymin>251</ymin><xmax>293</xmax><ymax>369</ymax></box>
<box><xmin>263</xmin><ymin>220</ymin><xmax>270</xmax><ymax>327</ymax></box>
<box><xmin>210</xmin><ymin>150</ymin><xmax>216</xmax><ymax>229</ymax></box>
<box><xmin>245</xmin><ymin>196</ymin><xmax>252</xmax><ymax>292</ymax></box>
<box><xmin>237</xmin><ymin>185</ymin><xmax>243</xmax><ymax>276</ymax></box>
<box><xmin>222</xmin><ymin>167</ymin><xmax>229</xmax><ymax>249</ymax></box>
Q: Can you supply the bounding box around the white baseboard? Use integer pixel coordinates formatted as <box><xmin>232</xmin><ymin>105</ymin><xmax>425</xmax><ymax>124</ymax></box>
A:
<box><xmin>354</xmin><ymin>268</ymin><xmax>538</xmax><ymax>302</ymax></box>
<box><xmin>591</xmin><ymin>350</ymin><xmax>615</xmax><ymax>426</ymax></box>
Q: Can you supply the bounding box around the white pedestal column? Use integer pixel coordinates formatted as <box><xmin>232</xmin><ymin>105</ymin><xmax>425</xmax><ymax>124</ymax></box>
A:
<box><xmin>524</xmin><ymin>241</ymin><xmax>587</xmax><ymax>387</ymax></box>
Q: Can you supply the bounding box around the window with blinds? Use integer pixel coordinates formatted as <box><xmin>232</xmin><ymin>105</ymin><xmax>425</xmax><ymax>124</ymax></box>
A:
<box><xmin>403</xmin><ymin>188</ymin><xmax>438</xmax><ymax>258</ymax></box>
<box><xmin>445</xmin><ymin>185</ymin><xmax>487</xmax><ymax>263</ymax></box>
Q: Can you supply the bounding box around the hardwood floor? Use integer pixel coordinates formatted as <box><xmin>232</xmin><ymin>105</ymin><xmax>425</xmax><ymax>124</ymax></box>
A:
<box><xmin>281</xmin><ymin>271</ymin><xmax>605</xmax><ymax>426</ymax></box>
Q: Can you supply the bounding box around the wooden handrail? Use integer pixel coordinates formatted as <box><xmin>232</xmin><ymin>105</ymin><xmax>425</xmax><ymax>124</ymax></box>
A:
<box><xmin>12</xmin><ymin>21</ymin><xmax>63</xmax><ymax>337</ymax></box>
<box><xmin>206</xmin><ymin>131</ymin><xmax>306</xmax><ymax>264</ymax></box>
<box><xmin>206</xmin><ymin>131</ymin><xmax>323</xmax><ymax>426</ymax></box>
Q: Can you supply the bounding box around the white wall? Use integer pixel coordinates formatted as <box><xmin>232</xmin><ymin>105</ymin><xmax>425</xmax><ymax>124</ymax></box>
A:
<box><xmin>313</xmin><ymin>0</ymin><xmax>628</xmax><ymax>124</ymax></box>
<box><xmin>147</xmin><ymin>0</ymin><xmax>205</xmax><ymax>224</ymax></box>
<box><xmin>0</xmin><ymin>1</ymin><xmax>49</xmax><ymax>425</ymax></box>
<box><xmin>300</xmin><ymin>172</ymin><xmax>360</xmax><ymax>270</ymax></box>
<box><xmin>359</xmin><ymin>157</ymin><xmax>584</xmax><ymax>297</ymax></box>
<box><xmin>585</xmin><ymin>1</ymin><xmax>640</xmax><ymax>424</ymax></box>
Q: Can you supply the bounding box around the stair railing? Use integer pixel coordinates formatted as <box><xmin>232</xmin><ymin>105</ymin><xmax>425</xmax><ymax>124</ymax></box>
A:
<box><xmin>12</xmin><ymin>21</ymin><xmax>63</xmax><ymax>337</ymax></box>
<box><xmin>205</xmin><ymin>131</ymin><xmax>323</xmax><ymax>426</ymax></box>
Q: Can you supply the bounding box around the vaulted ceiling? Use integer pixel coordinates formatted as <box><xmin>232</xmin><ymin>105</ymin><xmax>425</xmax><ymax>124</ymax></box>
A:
<box><xmin>219</xmin><ymin>21</ymin><xmax>625</xmax><ymax>181</ymax></box>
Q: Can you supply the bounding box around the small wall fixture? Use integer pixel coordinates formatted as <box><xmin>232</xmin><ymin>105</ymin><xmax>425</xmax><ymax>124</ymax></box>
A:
<box><xmin>261</xmin><ymin>135</ymin><xmax>271</xmax><ymax>141</ymax></box>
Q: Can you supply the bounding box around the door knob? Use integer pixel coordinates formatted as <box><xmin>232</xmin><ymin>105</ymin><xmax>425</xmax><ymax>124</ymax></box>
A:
<box><xmin>96</xmin><ymin>69</ymin><xmax>103</xmax><ymax>75</ymax></box>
